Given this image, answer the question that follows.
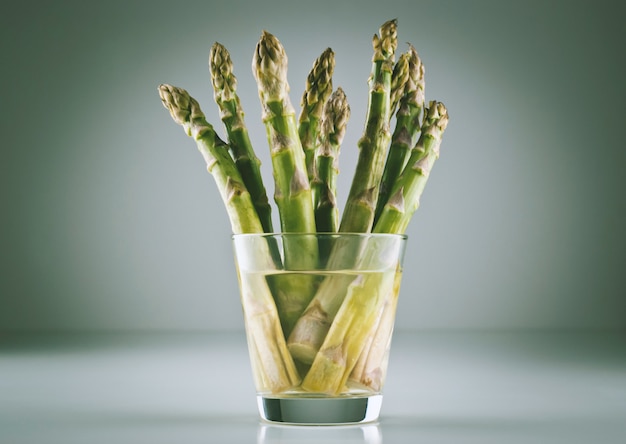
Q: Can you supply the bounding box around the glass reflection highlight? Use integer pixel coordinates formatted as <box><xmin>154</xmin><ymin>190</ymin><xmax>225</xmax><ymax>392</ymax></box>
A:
<box><xmin>257</xmin><ymin>422</ymin><xmax>382</xmax><ymax>444</ymax></box>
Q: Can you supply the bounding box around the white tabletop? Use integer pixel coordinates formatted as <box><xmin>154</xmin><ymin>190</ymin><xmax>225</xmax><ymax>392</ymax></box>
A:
<box><xmin>1</xmin><ymin>331</ymin><xmax>624</xmax><ymax>443</ymax></box>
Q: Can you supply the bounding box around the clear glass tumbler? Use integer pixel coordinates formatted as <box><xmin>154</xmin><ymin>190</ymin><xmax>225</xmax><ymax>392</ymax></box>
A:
<box><xmin>231</xmin><ymin>233</ymin><xmax>407</xmax><ymax>425</ymax></box>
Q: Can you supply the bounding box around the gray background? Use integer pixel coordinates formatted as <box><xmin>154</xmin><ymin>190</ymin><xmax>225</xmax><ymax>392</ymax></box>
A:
<box><xmin>1</xmin><ymin>0</ymin><xmax>624</xmax><ymax>332</ymax></box>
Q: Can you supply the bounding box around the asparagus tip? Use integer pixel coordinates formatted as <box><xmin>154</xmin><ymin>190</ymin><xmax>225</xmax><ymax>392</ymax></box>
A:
<box><xmin>158</xmin><ymin>83</ymin><xmax>191</xmax><ymax>126</ymax></box>
<box><xmin>373</xmin><ymin>19</ymin><xmax>398</xmax><ymax>61</ymax></box>
<box><xmin>209</xmin><ymin>41</ymin><xmax>237</xmax><ymax>102</ymax></box>
<box><xmin>300</xmin><ymin>47</ymin><xmax>336</xmax><ymax>121</ymax></box>
<box><xmin>320</xmin><ymin>87</ymin><xmax>351</xmax><ymax>150</ymax></box>
<box><xmin>253</xmin><ymin>29</ymin><xmax>289</xmax><ymax>101</ymax></box>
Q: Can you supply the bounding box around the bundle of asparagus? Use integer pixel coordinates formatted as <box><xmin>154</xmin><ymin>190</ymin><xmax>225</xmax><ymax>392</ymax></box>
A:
<box><xmin>159</xmin><ymin>19</ymin><xmax>449</xmax><ymax>395</ymax></box>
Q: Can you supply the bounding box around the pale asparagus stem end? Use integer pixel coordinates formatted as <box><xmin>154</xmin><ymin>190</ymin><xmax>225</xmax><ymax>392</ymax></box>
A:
<box><xmin>351</xmin><ymin>271</ymin><xmax>403</xmax><ymax>390</ymax></box>
<box><xmin>301</xmin><ymin>272</ymin><xmax>396</xmax><ymax>394</ymax></box>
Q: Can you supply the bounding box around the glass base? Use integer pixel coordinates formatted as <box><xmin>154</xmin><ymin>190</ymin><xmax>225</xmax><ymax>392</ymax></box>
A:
<box><xmin>257</xmin><ymin>395</ymin><xmax>383</xmax><ymax>425</ymax></box>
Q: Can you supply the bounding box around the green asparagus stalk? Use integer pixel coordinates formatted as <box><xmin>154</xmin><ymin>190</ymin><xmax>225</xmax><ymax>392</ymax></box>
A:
<box><xmin>209</xmin><ymin>42</ymin><xmax>274</xmax><ymax>233</ymax></box>
<box><xmin>160</xmin><ymin>84</ymin><xmax>300</xmax><ymax>391</ymax></box>
<box><xmin>311</xmin><ymin>87</ymin><xmax>350</xmax><ymax>233</ymax></box>
<box><xmin>373</xmin><ymin>101</ymin><xmax>449</xmax><ymax>235</ymax></box>
<box><xmin>339</xmin><ymin>18</ymin><xmax>398</xmax><ymax>233</ymax></box>
<box><xmin>253</xmin><ymin>31</ymin><xmax>320</xmax><ymax>335</ymax></box>
<box><xmin>158</xmin><ymin>84</ymin><xmax>263</xmax><ymax>234</ymax></box>
<box><xmin>252</xmin><ymin>30</ymin><xmax>317</xmax><ymax>237</ymax></box>
<box><xmin>298</xmin><ymin>48</ymin><xmax>335</xmax><ymax>182</ymax></box>
<box><xmin>374</xmin><ymin>45</ymin><xmax>425</xmax><ymax>224</ymax></box>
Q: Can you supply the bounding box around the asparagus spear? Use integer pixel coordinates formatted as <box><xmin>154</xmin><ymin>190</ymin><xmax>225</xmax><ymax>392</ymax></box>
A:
<box><xmin>373</xmin><ymin>101</ymin><xmax>449</xmax><ymax>234</ymax></box>
<box><xmin>311</xmin><ymin>87</ymin><xmax>350</xmax><ymax>234</ymax></box>
<box><xmin>339</xmin><ymin>18</ymin><xmax>398</xmax><ymax>233</ymax></box>
<box><xmin>159</xmin><ymin>84</ymin><xmax>300</xmax><ymax>390</ymax></box>
<box><xmin>253</xmin><ymin>31</ymin><xmax>320</xmax><ymax>335</ymax></box>
<box><xmin>209</xmin><ymin>42</ymin><xmax>274</xmax><ymax>233</ymax></box>
<box><xmin>252</xmin><ymin>30</ymin><xmax>317</xmax><ymax>237</ymax></box>
<box><xmin>374</xmin><ymin>44</ymin><xmax>425</xmax><ymax>224</ymax></box>
<box><xmin>158</xmin><ymin>84</ymin><xmax>263</xmax><ymax>234</ymax></box>
<box><xmin>298</xmin><ymin>48</ymin><xmax>336</xmax><ymax>182</ymax></box>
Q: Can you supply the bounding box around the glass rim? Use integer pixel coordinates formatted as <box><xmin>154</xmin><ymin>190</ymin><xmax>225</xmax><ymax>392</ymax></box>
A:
<box><xmin>231</xmin><ymin>232</ymin><xmax>408</xmax><ymax>241</ymax></box>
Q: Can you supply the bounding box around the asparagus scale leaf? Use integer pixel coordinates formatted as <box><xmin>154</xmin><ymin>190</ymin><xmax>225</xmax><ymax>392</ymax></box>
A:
<box><xmin>350</xmin><ymin>270</ymin><xmax>402</xmax><ymax>390</ymax></box>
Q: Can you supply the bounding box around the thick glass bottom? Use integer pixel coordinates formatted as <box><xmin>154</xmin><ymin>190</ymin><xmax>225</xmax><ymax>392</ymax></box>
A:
<box><xmin>257</xmin><ymin>394</ymin><xmax>383</xmax><ymax>425</ymax></box>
